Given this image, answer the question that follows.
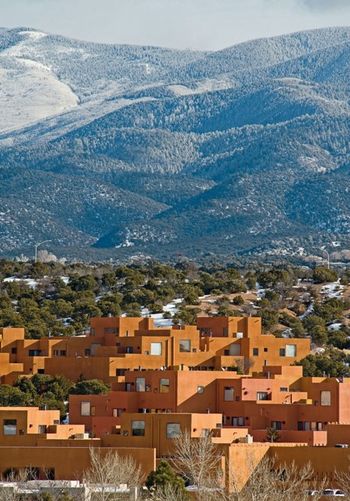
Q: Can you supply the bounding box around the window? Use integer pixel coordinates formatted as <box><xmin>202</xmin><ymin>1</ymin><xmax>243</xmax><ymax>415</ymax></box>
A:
<box><xmin>126</xmin><ymin>346</ymin><xmax>134</xmax><ymax>354</ymax></box>
<box><xmin>285</xmin><ymin>344</ymin><xmax>297</xmax><ymax>357</ymax></box>
<box><xmin>166</xmin><ymin>423</ymin><xmax>181</xmax><ymax>439</ymax></box>
<box><xmin>80</xmin><ymin>401</ymin><xmax>91</xmax><ymax>416</ymax></box>
<box><xmin>53</xmin><ymin>350</ymin><xmax>66</xmax><ymax>357</ymax></box>
<box><xmin>197</xmin><ymin>386</ymin><xmax>205</xmax><ymax>394</ymax></box>
<box><xmin>271</xmin><ymin>421</ymin><xmax>282</xmax><ymax>430</ymax></box>
<box><xmin>279</xmin><ymin>348</ymin><xmax>286</xmax><ymax>357</ymax></box>
<box><xmin>298</xmin><ymin>421</ymin><xmax>311</xmax><ymax>431</ymax></box>
<box><xmin>179</xmin><ymin>339</ymin><xmax>191</xmax><ymax>352</ymax></box>
<box><xmin>229</xmin><ymin>344</ymin><xmax>241</xmax><ymax>356</ymax></box>
<box><xmin>104</xmin><ymin>328</ymin><xmax>118</xmax><ymax>334</ymax></box>
<box><xmin>236</xmin><ymin>332</ymin><xmax>243</xmax><ymax>339</ymax></box>
<box><xmin>264</xmin><ymin>348</ymin><xmax>268</xmax><ymax>353</ymax></box>
<box><xmin>232</xmin><ymin>417</ymin><xmax>245</xmax><ymax>426</ymax></box>
<box><xmin>224</xmin><ymin>387</ymin><xmax>234</xmax><ymax>401</ymax></box>
<box><xmin>132</xmin><ymin>420</ymin><xmax>145</xmax><ymax>436</ymax></box>
<box><xmin>3</xmin><ymin>419</ymin><xmax>17</xmax><ymax>436</ymax></box>
<box><xmin>38</xmin><ymin>369</ymin><xmax>45</xmax><ymax>374</ymax></box>
<box><xmin>116</xmin><ymin>369</ymin><xmax>127</xmax><ymax>376</ymax></box>
<box><xmin>113</xmin><ymin>408</ymin><xmax>124</xmax><ymax>417</ymax></box>
<box><xmin>280</xmin><ymin>387</ymin><xmax>288</xmax><ymax>392</ymax></box>
<box><xmin>253</xmin><ymin>348</ymin><xmax>259</xmax><ymax>356</ymax></box>
<box><xmin>11</xmin><ymin>347</ymin><xmax>17</xmax><ymax>354</ymax></box>
<box><xmin>84</xmin><ymin>349</ymin><xmax>91</xmax><ymax>356</ymax></box>
<box><xmin>29</xmin><ymin>350</ymin><xmax>42</xmax><ymax>357</ymax></box>
<box><xmin>160</xmin><ymin>378</ymin><xmax>170</xmax><ymax>393</ymax></box>
<box><xmin>38</xmin><ymin>425</ymin><xmax>47</xmax><ymax>434</ymax></box>
<box><xmin>150</xmin><ymin>343</ymin><xmax>162</xmax><ymax>356</ymax></box>
<box><xmin>257</xmin><ymin>392</ymin><xmax>269</xmax><ymax>401</ymax></box>
<box><xmin>321</xmin><ymin>391</ymin><xmax>331</xmax><ymax>406</ymax></box>
<box><xmin>135</xmin><ymin>378</ymin><xmax>146</xmax><ymax>392</ymax></box>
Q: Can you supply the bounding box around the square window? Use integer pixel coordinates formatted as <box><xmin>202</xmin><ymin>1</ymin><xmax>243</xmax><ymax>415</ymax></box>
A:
<box><xmin>271</xmin><ymin>421</ymin><xmax>282</xmax><ymax>430</ymax></box>
<box><xmin>179</xmin><ymin>340</ymin><xmax>191</xmax><ymax>352</ymax></box>
<box><xmin>150</xmin><ymin>343</ymin><xmax>162</xmax><ymax>356</ymax></box>
<box><xmin>135</xmin><ymin>378</ymin><xmax>146</xmax><ymax>392</ymax></box>
<box><xmin>166</xmin><ymin>423</ymin><xmax>181</xmax><ymax>439</ymax></box>
<box><xmin>224</xmin><ymin>387</ymin><xmax>234</xmax><ymax>401</ymax></box>
<box><xmin>81</xmin><ymin>401</ymin><xmax>91</xmax><ymax>416</ymax></box>
<box><xmin>197</xmin><ymin>386</ymin><xmax>205</xmax><ymax>394</ymax></box>
<box><xmin>253</xmin><ymin>348</ymin><xmax>259</xmax><ymax>356</ymax></box>
<box><xmin>264</xmin><ymin>348</ymin><xmax>268</xmax><ymax>353</ymax></box>
<box><xmin>132</xmin><ymin>420</ymin><xmax>145</xmax><ymax>436</ymax></box>
<box><xmin>232</xmin><ymin>417</ymin><xmax>245</xmax><ymax>426</ymax></box>
<box><xmin>3</xmin><ymin>419</ymin><xmax>17</xmax><ymax>436</ymax></box>
<box><xmin>285</xmin><ymin>344</ymin><xmax>297</xmax><ymax>357</ymax></box>
<box><xmin>160</xmin><ymin>378</ymin><xmax>170</xmax><ymax>393</ymax></box>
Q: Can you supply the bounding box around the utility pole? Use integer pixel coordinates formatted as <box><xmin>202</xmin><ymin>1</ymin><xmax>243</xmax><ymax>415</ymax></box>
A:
<box><xmin>34</xmin><ymin>240</ymin><xmax>52</xmax><ymax>263</ymax></box>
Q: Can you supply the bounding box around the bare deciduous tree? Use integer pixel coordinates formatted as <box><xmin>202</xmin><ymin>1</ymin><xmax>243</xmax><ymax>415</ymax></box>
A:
<box><xmin>83</xmin><ymin>447</ymin><xmax>143</xmax><ymax>501</ymax></box>
<box><xmin>230</xmin><ymin>457</ymin><xmax>324</xmax><ymax>501</ymax></box>
<box><xmin>172</xmin><ymin>432</ymin><xmax>224</xmax><ymax>501</ymax></box>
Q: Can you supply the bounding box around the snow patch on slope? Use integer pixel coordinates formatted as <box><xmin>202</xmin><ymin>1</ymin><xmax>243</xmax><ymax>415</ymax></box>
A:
<box><xmin>0</xmin><ymin>57</ymin><xmax>78</xmax><ymax>133</ymax></box>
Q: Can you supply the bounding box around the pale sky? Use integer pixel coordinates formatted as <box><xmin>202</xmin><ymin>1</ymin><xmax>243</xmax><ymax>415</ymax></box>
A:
<box><xmin>1</xmin><ymin>0</ymin><xmax>350</xmax><ymax>50</ymax></box>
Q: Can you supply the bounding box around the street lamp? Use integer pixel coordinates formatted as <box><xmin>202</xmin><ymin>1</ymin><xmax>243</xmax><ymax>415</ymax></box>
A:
<box><xmin>320</xmin><ymin>247</ymin><xmax>330</xmax><ymax>269</ymax></box>
<box><xmin>34</xmin><ymin>240</ymin><xmax>52</xmax><ymax>263</ymax></box>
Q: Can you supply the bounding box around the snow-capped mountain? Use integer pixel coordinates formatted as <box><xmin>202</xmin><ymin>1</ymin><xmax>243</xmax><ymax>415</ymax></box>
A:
<box><xmin>2</xmin><ymin>26</ymin><xmax>350</xmax><ymax>260</ymax></box>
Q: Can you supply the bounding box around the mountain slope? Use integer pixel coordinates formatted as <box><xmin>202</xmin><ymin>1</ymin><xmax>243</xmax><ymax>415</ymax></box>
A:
<box><xmin>2</xmin><ymin>27</ymin><xmax>350</xmax><ymax>260</ymax></box>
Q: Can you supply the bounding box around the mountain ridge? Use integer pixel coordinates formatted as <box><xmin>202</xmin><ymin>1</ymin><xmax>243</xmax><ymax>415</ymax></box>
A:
<box><xmin>2</xmin><ymin>26</ymin><xmax>350</xmax><ymax>261</ymax></box>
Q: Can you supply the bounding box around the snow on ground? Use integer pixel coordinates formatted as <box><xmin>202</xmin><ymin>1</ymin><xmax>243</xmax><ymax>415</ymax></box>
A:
<box><xmin>168</xmin><ymin>78</ymin><xmax>233</xmax><ymax>97</ymax></box>
<box><xmin>328</xmin><ymin>322</ymin><xmax>343</xmax><ymax>332</ymax></box>
<box><xmin>141</xmin><ymin>298</ymin><xmax>183</xmax><ymax>326</ymax></box>
<box><xmin>0</xmin><ymin>58</ymin><xmax>78</xmax><ymax>133</ymax></box>
<box><xmin>3</xmin><ymin>276</ymin><xmax>39</xmax><ymax>289</ymax></box>
<box><xmin>320</xmin><ymin>280</ymin><xmax>344</xmax><ymax>299</ymax></box>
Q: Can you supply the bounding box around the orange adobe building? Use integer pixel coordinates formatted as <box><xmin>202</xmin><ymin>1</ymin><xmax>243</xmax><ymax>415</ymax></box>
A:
<box><xmin>69</xmin><ymin>364</ymin><xmax>350</xmax><ymax>445</ymax></box>
<box><xmin>0</xmin><ymin>316</ymin><xmax>310</xmax><ymax>384</ymax></box>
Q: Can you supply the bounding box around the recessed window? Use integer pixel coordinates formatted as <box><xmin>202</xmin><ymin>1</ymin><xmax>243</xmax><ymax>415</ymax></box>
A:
<box><xmin>135</xmin><ymin>378</ymin><xmax>146</xmax><ymax>392</ymax></box>
<box><xmin>232</xmin><ymin>417</ymin><xmax>245</xmax><ymax>426</ymax></box>
<box><xmin>104</xmin><ymin>328</ymin><xmax>118</xmax><ymax>334</ymax></box>
<box><xmin>264</xmin><ymin>348</ymin><xmax>268</xmax><ymax>353</ymax></box>
<box><xmin>29</xmin><ymin>350</ymin><xmax>42</xmax><ymax>357</ymax></box>
<box><xmin>132</xmin><ymin>420</ymin><xmax>145</xmax><ymax>436</ymax></box>
<box><xmin>150</xmin><ymin>342</ymin><xmax>162</xmax><ymax>356</ymax></box>
<box><xmin>253</xmin><ymin>348</ymin><xmax>259</xmax><ymax>356</ymax></box>
<box><xmin>280</xmin><ymin>387</ymin><xmax>288</xmax><ymax>392</ymax></box>
<box><xmin>11</xmin><ymin>347</ymin><xmax>17</xmax><ymax>354</ymax></box>
<box><xmin>179</xmin><ymin>339</ymin><xmax>191</xmax><ymax>352</ymax></box>
<box><xmin>197</xmin><ymin>386</ymin><xmax>205</xmax><ymax>394</ymax></box>
<box><xmin>321</xmin><ymin>391</ymin><xmax>331</xmax><ymax>406</ymax></box>
<box><xmin>81</xmin><ymin>401</ymin><xmax>91</xmax><ymax>416</ymax></box>
<box><xmin>257</xmin><ymin>391</ymin><xmax>269</xmax><ymax>401</ymax></box>
<box><xmin>160</xmin><ymin>378</ymin><xmax>170</xmax><ymax>393</ymax></box>
<box><xmin>224</xmin><ymin>387</ymin><xmax>234</xmax><ymax>401</ymax></box>
<box><xmin>279</xmin><ymin>348</ymin><xmax>286</xmax><ymax>357</ymax></box>
<box><xmin>3</xmin><ymin>419</ymin><xmax>17</xmax><ymax>436</ymax></box>
<box><xmin>113</xmin><ymin>408</ymin><xmax>124</xmax><ymax>417</ymax></box>
<box><xmin>271</xmin><ymin>421</ymin><xmax>282</xmax><ymax>430</ymax></box>
<box><xmin>166</xmin><ymin>423</ymin><xmax>181</xmax><ymax>439</ymax></box>
<box><xmin>285</xmin><ymin>344</ymin><xmax>297</xmax><ymax>357</ymax></box>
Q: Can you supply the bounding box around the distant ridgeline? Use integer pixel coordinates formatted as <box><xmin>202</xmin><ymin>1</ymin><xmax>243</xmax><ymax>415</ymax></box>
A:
<box><xmin>1</xmin><ymin>27</ymin><xmax>350</xmax><ymax>260</ymax></box>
